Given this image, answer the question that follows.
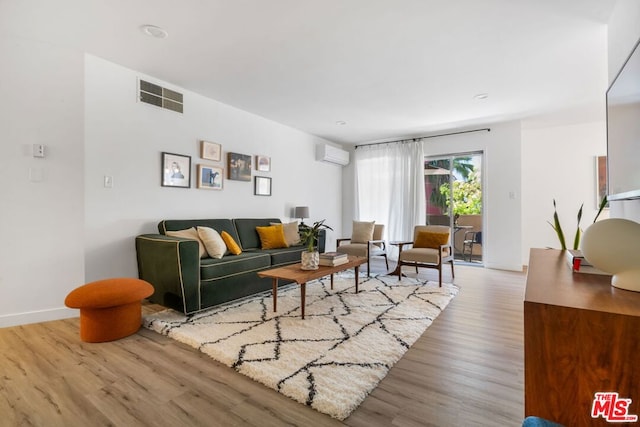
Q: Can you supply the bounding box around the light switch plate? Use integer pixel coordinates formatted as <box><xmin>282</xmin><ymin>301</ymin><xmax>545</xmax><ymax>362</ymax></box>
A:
<box><xmin>33</xmin><ymin>144</ymin><xmax>45</xmax><ymax>158</ymax></box>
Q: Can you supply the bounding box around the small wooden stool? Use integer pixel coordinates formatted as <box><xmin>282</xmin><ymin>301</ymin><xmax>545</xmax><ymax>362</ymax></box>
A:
<box><xmin>65</xmin><ymin>278</ymin><xmax>154</xmax><ymax>342</ymax></box>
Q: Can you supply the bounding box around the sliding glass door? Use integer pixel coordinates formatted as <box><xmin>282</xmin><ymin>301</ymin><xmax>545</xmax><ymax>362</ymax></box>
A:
<box><xmin>425</xmin><ymin>152</ymin><xmax>483</xmax><ymax>264</ymax></box>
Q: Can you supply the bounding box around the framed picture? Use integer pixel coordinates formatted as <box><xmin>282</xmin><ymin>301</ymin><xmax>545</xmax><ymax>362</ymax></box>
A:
<box><xmin>596</xmin><ymin>155</ymin><xmax>609</xmax><ymax>208</ymax></box>
<box><xmin>254</xmin><ymin>176</ymin><xmax>272</xmax><ymax>196</ymax></box>
<box><xmin>162</xmin><ymin>152</ymin><xmax>191</xmax><ymax>188</ymax></box>
<box><xmin>197</xmin><ymin>164</ymin><xmax>223</xmax><ymax>190</ymax></box>
<box><xmin>227</xmin><ymin>152</ymin><xmax>252</xmax><ymax>181</ymax></box>
<box><xmin>201</xmin><ymin>140</ymin><xmax>222</xmax><ymax>162</ymax></box>
<box><xmin>256</xmin><ymin>155</ymin><xmax>271</xmax><ymax>172</ymax></box>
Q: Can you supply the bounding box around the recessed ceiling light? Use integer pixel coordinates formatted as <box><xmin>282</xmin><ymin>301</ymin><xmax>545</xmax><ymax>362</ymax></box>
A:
<box><xmin>140</xmin><ymin>25</ymin><xmax>168</xmax><ymax>39</ymax></box>
<box><xmin>473</xmin><ymin>93</ymin><xmax>489</xmax><ymax>100</ymax></box>
<box><xmin>336</xmin><ymin>120</ymin><xmax>347</xmax><ymax>125</ymax></box>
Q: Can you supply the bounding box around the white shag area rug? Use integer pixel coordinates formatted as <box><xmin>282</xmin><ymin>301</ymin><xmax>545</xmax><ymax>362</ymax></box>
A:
<box><xmin>143</xmin><ymin>273</ymin><xmax>458</xmax><ymax>420</ymax></box>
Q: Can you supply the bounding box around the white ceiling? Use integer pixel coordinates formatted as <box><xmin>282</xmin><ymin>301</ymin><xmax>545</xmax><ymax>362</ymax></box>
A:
<box><xmin>1</xmin><ymin>0</ymin><xmax>618</xmax><ymax>144</ymax></box>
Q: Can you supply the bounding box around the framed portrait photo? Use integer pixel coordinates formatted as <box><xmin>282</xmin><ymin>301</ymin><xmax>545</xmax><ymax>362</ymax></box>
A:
<box><xmin>256</xmin><ymin>155</ymin><xmax>271</xmax><ymax>172</ymax></box>
<box><xmin>254</xmin><ymin>176</ymin><xmax>272</xmax><ymax>196</ymax></box>
<box><xmin>201</xmin><ymin>140</ymin><xmax>222</xmax><ymax>162</ymax></box>
<box><xmin>197</xmin><ymin>164</ymin><xmax>223</xmax><ymax>190</ymax></box>
<box><xmin>162</xmin><ymin>152</ymin><xmax>191</xmax><ymax>188</ymax></box>
<box><xmin>227</xmin><ymin>152</ymin><xmax>252</xmax><ymax>181</ymax></box>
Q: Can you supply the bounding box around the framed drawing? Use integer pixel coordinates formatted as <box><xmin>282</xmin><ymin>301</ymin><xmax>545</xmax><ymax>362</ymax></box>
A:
<box><xmin>596</xmin><ymin>155</ymin><xmax>609</xmax><ymax>208</ymax></box>
<box><xmin>201</xmin><ymin>140</ymin><xmax>222</xmax><ymax>162</ymax></box>
<box><xmin>254</xmin><ymin>176</ymin><xmax>272</xmax><ymax>196</ymax></box>
<box><xmin>197</xmin><ymin>164</ymin><xmax>223</xmax><ymax>190</ymax></box>
<box><xmin>256</xmin><ymin>155</ymin><xmax>271</xmax><ymax>172</ymax></box>
<box><xmin>162</xmin><ymin>152</ymin><xmax>191</xmax><ymax>188</ymax></box>
<box><xmin>227</xmin><ymin>152</ymin><xmax>252</xmax><ymax>181</ymax></box>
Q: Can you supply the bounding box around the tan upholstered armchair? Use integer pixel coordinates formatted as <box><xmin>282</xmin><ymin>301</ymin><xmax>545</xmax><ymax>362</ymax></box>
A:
<box><xmin>396</xmin><ymin>225</ymin><xmax>454</xmax><ymax>286</ymax></box>
<box><xmin>336</xmin><ymin>222</ymin><xmax>389</xmax><ymax>276</ymax></box>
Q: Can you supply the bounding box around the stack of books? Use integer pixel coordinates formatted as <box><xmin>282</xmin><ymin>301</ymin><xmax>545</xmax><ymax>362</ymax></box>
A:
<box><xmin>565</xmin><ymin>249</ymin><xmax>609</xmax><ymax>275</ymax></box>
<box><xmin>319</xmin><ymin>251</ymin><xmax>349</xmax><ymax>266</ymax></box>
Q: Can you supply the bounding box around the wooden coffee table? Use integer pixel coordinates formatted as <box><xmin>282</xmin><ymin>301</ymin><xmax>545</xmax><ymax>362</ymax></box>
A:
<box><xmin>257</xmin><ymin>256</ymin><xmax>366</xmax><ymax>319</ymax></box>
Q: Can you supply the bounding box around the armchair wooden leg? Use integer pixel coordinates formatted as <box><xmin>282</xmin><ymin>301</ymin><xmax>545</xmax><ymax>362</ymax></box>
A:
<box><xmin>383</xmin><ymin>254</ymin><xmax>389</xmax><ymax>270</ymax></box>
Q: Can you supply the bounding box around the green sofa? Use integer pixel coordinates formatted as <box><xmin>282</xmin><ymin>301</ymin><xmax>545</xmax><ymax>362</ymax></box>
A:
<box><xmin>135</xmin><ymin>218</ymin><xmax>326</xmax><ymax>315</ymax></box>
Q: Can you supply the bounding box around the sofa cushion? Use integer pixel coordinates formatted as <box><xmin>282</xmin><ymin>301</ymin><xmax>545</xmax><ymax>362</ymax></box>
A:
<box><xmin>352</xmin><ymin>220</ymin><xmax>375</xmax><ymax>243</ymax></box>
<box><xmin>200</xmin><ymin>252</ymin><xmax>271</xmax><ymax>282</ymax></box>
<box><xmin>256</xmin><ymin>224</ymin><xmax>289</xmax><ymax>249</ymax></box>
<box><xmin>273</xmin><ymin>221</ymin><xmax>300</xmax><ymax>246</ymax></box>
<box><xmin>166</xmin><ymin>227</ymin><xmax>207</xmax><ymax>259</ymax></box>
<box><xmin>197</xmin><ymin>226</ymin><xmax>226</xmax><ymax>259</ymax></box>
<box><xmin>234</xmin><ymin>218</ymin><xmax>282</xmax><ymax>250</ymax></box>
<box><xmin>159</xmin><ymin>219</ymin><xmax>237</xmax><ymax>237</ymax></box>
<box><xmin>221</xmin><ymin>231</ymin><xmax>242</xmax><ymax>255</ymax></box>
<box><xmin>263</xmin><ymin>246</ymin><xmax>306</xmax><ymax>267</ymax></box>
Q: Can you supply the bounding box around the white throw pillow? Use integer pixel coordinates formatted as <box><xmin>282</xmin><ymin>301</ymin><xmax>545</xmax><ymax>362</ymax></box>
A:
<box><xmin>197</xmin><ymin>226</ymin><xmax>226</xmax><ymax>259</ymax></box>
<box><xmin>351</xmin><ymin>220</ymin><xmax>375</xmax><ymax>244</ymax></box>
<box><xmin>273</xmin><ymin>221</ymin><xmax>301</xmax><ymax>246</ymax></box>
<box><xmin>166</xmin><ymin>227</ymin><xmax>207</xmax><ymax>259</ymax></box>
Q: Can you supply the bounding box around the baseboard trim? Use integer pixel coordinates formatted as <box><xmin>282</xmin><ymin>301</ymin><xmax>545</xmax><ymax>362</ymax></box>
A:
<box><xmin>484</xmin><ymin>262</ymin><xmax>525</xmax><ymax>272</ymax></box>
<box><xmin>0</xmin><ymin>307</ymin><xmax>77</xmax><ymax>328</ymax></box>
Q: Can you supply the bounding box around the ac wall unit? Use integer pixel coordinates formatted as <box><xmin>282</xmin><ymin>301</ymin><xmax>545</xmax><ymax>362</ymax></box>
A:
<box><xmin>316</xmin><ymin>144</ymin><xmax>350</xmax><ymax>166</ymax></box>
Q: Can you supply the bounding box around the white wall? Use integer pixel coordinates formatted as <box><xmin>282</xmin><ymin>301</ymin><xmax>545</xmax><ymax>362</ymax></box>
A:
<box><xmin>0</xmin><ymin>37</ymin><xmax>85</xmax><ymax>326</ymax></box>
<box><xmin>521</xmin><ymin>121</ymin><xmax>607</xmax><ymax>261</ymax></box>
<box><xmin>0</xmin><ymin>47</ymin><xmax>344</xmax><ymax>327</ymax></box>
<box><xmin>84</xmin><ymin>55</ymin><xmax>343</xmax><ymax>283</ymax></box>
<box><xmin>607</xmin><ymin>0</ymin><xmax>640</xmax><ymax>84</ymax></box>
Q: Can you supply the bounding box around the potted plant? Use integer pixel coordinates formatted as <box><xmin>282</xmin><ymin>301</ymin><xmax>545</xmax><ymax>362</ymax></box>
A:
<box><xmin>548</xmin><ymin>196</ymin><xmax>608</xmax><ymax>250</ymax></box>
<box><xmin>299</xmin><ymin>219</ymin><xmax>333</xmax><ymax>270</ymax></box>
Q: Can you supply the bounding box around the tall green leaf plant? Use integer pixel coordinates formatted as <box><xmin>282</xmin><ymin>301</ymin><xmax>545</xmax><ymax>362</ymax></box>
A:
<box><xmin>548</xmin><ymin>196</ymin><xmax>608</xmax><ymax>250</ymax></box>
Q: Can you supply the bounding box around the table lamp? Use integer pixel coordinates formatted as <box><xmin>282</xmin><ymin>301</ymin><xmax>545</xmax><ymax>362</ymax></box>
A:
<box><xmin>294</xmin><ymin>206</ymin><xmax>309</xmax><ymax>226</ymax></box>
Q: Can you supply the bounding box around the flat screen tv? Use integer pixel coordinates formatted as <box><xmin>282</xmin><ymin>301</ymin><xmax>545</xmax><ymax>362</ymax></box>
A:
<box><xmin>606</xmin><ymin>37</ymin><xmax>640</xmax><ymax>201</ymax></box>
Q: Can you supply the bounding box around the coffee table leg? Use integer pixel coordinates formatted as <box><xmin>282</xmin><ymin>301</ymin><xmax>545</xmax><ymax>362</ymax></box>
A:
<box><xmin>272</xmin><ymin>278</ymin><xmax>278</xmax><ymax>313</ymax></box>
<box><xmin>300</xmin><ymin>282</ymin><xmax>306</xmax><ymax>319</ymax></box>
<box><xmin>355</xmin><ymin>265</ymin><xmax>360</xmax><ymax>293</ymax></box>
<box><xmin>331</xmin><ymin>273</ymin><xmax>334</xmax><ymax>290</ymax></box>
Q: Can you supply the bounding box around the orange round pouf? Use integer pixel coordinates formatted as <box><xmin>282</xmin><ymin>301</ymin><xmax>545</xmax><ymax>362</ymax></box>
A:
<box><xmin>65</xmin><ymin>278</ymin><xmax>154</xmax><ymax>343</ymax></box>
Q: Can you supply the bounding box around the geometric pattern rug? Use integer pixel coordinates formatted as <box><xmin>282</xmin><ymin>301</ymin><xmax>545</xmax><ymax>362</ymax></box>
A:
<box><xmin>143</xmin><ymin>273</ymin><xmax>458</xmax><ymax>420</ymax></box>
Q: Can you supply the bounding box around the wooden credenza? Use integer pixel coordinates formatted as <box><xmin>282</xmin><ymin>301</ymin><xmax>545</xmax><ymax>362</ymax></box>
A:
<box><xmin>524</xmin><ymin>248</ymin><xmax>640</xmax><ymax>426</ymax></box>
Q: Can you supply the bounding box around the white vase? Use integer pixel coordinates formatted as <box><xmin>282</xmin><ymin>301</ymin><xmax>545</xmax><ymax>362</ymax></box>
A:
<box><xmin>301</xmin><ymin>250</ymin><xmax>320</xmax><ymax>270</ymax></box>
<box><xmin>581</xmin><ymin>218</ymin><xmax>640</xmax><ymax>292</ymax></box>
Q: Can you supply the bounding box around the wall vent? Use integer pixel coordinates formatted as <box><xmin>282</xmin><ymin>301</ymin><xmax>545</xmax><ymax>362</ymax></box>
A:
<box><xmin>138</xmin><ymin>79</ymin><xmax>183</xmax><ymax>113</ymax></box>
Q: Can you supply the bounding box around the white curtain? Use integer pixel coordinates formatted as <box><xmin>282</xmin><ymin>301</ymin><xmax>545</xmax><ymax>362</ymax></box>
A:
<box><xmin>354</xmin><ymin>140</ymin><xmax>425</xmax><ymax>252</ymax></box>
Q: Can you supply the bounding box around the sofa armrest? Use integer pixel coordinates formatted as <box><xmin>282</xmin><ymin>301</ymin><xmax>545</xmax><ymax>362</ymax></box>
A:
<box><xmin>135</xmin><ymin>234</ymin><xmax>201</xmax><ymax>314</ymax></box>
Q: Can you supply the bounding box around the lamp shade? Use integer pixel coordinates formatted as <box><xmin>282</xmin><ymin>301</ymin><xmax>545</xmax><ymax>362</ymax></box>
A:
<box><xmin>581</xmin><ymin>218</ymin><xmax>640</xmax><ymax>292</ymax></box>
<box><xmin>294</xmin><ymin>206</ymin><xmax>309</xmax><ymax>219</ymax></box>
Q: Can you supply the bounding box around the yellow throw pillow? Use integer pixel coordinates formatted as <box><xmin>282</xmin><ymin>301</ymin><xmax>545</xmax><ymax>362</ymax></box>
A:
<box><xmin>272</xmin><ymin>221</ymin><xmax>300</xmax><ymax>246</ymax></box>
<box><xmin>414</xmin><ymin>231</ymin><xmax>449</xmax><ymax>249</ymax></box>
<box><xmin>351</xmin><ymin>220</ymin><xmax>375</xmax><ymax>243</ymax></box>
<box><xmin>166</xmin><ymin>227</ymin><xmax>207</xmax><ymax>259</ymax></box>
<box><xmin>256</xmin><ymin>224</ymin><xmax>289</xmax><ymax>249</ymax></box>
<box><xmin>197</xmin><ymin>226</ymin><xmax>226</xmax><ymax>259</ymax></box>
<box><xmin>221</xmin><ymin>231</ymin><xmax>242</xmax><ymax>255</ymax></box>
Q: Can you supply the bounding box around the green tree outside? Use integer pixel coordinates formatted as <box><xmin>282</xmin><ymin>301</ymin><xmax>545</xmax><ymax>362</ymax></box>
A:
<box><xmin>439</xmin><ymin>167</ymin><xmax>482</xmax><ymax>215</ymax></box>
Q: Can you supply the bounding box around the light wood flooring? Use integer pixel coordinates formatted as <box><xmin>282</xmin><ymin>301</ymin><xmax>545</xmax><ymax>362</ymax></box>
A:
<box><xmin>0</xmin><ymin>261</ymin><xmax>526</xmax><ymax>426</ymax></box>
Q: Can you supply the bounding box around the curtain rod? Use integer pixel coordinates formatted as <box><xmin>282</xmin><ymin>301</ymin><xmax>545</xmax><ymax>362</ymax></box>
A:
<box><xmin>355</xmin><ymin>127</ymin><xmax>491</xmax><ymax>149</ymax></box>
